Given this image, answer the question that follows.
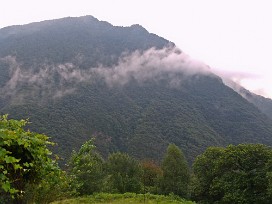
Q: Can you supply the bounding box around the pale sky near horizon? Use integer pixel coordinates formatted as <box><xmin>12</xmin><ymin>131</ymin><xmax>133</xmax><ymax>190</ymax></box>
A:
<box><xmin>1</xmin><ymin>0</ymin><xmax>272</xmax><ymax>98</ymax></box>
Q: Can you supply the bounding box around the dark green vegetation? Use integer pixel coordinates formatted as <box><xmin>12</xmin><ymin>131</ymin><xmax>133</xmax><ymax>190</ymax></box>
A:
<box><xmin>0</xmin><ymin>118</ymin><xmax>192</xmax><ymax>203</ymax></box>
<box><xmin>68</xmin><ymin>139</ymin><xmax>104</xmax><ymax>195</ymax></box>
<box><xmin>104</xmin><ymin>152</ymin><xmax>142</xmax><ymax>193</ymax></box>
<box><xmin>227</xmin><ymin>80</ymin><xmax>272</xmax><ymax>120</ymax></box>
<box><xmin>1</xmin><ymin>15</ymin><xmax>272</xmax><ymax>204</ymax></box>
<box><xmin>1</xmin><ymin>16</ymin><xmax>272</xmax><ymax>165</ymax></box>
<box><xmin>192</xmin><ymin>144</ymin><xmax>272</xmax><ymax>203</ymax></box>
<box><xmin>2</xmin><ymin>116</ymin><xmax>272</xmax><ymax>203</ymax></box>
<box><xmin>0</xmin><ymin>16</ymin><xmax>169</xmax><ymax>66</ymax></box>
<box><xmin>0</xmin><ymin>115</ymin><xmax>61</xmax><ymax>203</ymax></box>
<box><xmin>240</xmin><ymin>89</ymin><xmax>272</xmax><ymax>120</ymax></box>
<box><xmin>51</xmin><ymin>193</ymin><xmax>195</xmax><ymax>204</ymax></box>
<box><xmin>67</xmin><ymin>140</ymin><xmax>190</xmax><ymax>197</ymax></box>
<box><xmin>161</xmin><ymin>144</ymin><xmax>190</xmax><ymax>197</ymax></box>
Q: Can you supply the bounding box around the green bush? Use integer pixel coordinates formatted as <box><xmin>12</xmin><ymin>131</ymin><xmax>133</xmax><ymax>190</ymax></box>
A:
<box><xmin>192</xmin><ymin>144</ymin><xmax>272</xmax><ymax>203</ymax></box>
<box><xmin>0</xmin><ymin>115</ymin><xmax>58</xmax><ymax>203</ymax></box>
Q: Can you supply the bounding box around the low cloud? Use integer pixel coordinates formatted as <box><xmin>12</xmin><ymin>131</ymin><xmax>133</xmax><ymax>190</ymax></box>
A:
<box><xmin>0</xmin><ymin>56</ymin><xmax>94</xmax><ymax>101</ymax></box>
<box><xmin>213</xmin><ymin>69</ymin><xmax>260</xmax><ymax>84</ymax></box>
<box><xmin>213</xmin><ymin>69</ymin><xmax>272</xmax><ymax>98</ymax></box>
<box><xmin>0</xmin><ymin>46</ymin><xmax>213</xmax><ymax>103</ymax></box>
<box><xmin>95</xmin><ymin>46</ymin><xmax>211</xmax><ymax>87</ymax></box>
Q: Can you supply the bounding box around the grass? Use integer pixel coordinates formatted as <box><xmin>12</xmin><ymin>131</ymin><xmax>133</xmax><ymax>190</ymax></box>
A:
<box><xmin>51</xmin><ymin>193</ymin><xmax>195</xmax><ymax>204</ymax></box>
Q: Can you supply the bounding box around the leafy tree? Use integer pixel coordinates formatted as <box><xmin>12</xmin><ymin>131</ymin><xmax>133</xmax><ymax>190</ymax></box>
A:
<box><xmin>192</xmin><ymin>144</ymin><xmax>272</xmax><ymax>204</ymax></box>
<box><xmin>141</xmin><ymin>160</ymin><xmax>162</xmax><ymax>194</ymax></box>
<box><xmin>23</xmin><ymin>163</ymin><xmax>71</xmax><ymax>203</ymax></box>
<box><xmin>0</xmin><ymin>115</ymin><xmax>56</xmax><ymax>203</ymax></box>
<box><xmin>161</xmin><ymin>144</ymin><xmax>190</xmax><ymax>197</ymax></box>
<box><xmin>105</xmin><ymin>152</ymin><xmax>142</xmax><ymax>193</ymax></box>
<box><xmin>68</xmin><ymin>139</ymin><xmax>104</xmax><ymax>195</ymax></box>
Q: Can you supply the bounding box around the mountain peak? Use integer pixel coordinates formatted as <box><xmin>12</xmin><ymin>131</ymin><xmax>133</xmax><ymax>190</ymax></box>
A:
<box><xmin>1</xmin><ymin>16</ymin><xmax>272</xmax><ymax>163</ymax></box>
<box><xmin>130</xmin><ymin>24</ymin><xmax>148</xmax><ymax>32</ymax></box>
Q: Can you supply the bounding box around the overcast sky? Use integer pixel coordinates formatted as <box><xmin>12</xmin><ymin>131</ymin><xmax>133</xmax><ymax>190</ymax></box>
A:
<box><xmin>1</xmin><ymin>0</ymin><xmax>272</xmax><ymax>98</ymax></box>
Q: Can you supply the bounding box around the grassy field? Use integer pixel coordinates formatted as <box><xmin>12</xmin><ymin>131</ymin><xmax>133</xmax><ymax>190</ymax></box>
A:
<box><xmin>51</xmin><ymin>193</ymin><xmax>195</xmax><ymax>204</ymax></box>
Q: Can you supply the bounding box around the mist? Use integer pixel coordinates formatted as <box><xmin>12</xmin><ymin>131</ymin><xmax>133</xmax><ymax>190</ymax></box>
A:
<box><xmin>212</xmin><ymin>69</ymin><xmax>270</xmax><ymax>99</ymax></box>
<box><xmin>0</xmin><ymin>46</ymin><xmax>213</xmax><ymax>103</ymax></box>
<box><xmin>95</xmin><ymin>46</ymin><xmax>211</xmax><ymax>87</ymax></box>
<box><xmin>0</xmin><ymin>56</ymin><xmax>93</xmax><ymax>101</ymax></box>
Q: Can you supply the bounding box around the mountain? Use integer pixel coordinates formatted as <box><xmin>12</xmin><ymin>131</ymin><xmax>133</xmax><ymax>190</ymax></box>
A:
<box><xmin>1</xmin><ymin>16</ymin><xmax>272</xmax><ymax>164</ymax></box>
<box><xmin>223</xmin><ymin>79</ymin><xmax>272</xmax><ymax>120</ymax></box>
<box><xmin>245</xmin><ymin>94</ymin><xmax>272</xmax><ymax>120</ymax></box>
<box><xmin>0</xmin><ymin>16</ymin><xmax>170</xmax><ymax>67</ymax></box>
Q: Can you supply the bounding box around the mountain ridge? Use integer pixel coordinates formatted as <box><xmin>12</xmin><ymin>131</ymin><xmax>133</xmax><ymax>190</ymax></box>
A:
<box><xmin>0</xmin><ymin>16</ymin><xmax>272</xmax><ymax>163</ymax></box>
<box><xmin>223</xmin><ymin>79</ymin><xmax>272</xmax><ymax>120</ymax></box>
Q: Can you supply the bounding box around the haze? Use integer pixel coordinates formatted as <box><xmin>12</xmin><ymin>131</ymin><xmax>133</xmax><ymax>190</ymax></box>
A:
<box><xmin>1</xmin><ymin>0</ymin><xmax>272</xmax><ymax>98</ymax></box>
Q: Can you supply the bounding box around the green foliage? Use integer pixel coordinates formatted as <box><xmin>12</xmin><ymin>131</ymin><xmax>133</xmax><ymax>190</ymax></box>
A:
<box><xmin>0</xmin><ymin>114</ymin><xmax>55</xmax><ymax>202</ymax></box>
<box><xmin>2</xmin><ymin>15</ymin><xmax>272</xmax><ymax>167</ymax></box>
<box><xmin>105</xmin><ymin>152</ymin><xmax>142</xmax><ymax>193</ymax></box>
<box><xmin>68</xmin><ymin>139</ymin><xmax>104</xmax><ymax>195</ymax></box>
<box><xmin>0</xmin><ymin>16</ymin><xmax>169</xmax><ymax>66</ymax></box>
<box><xmin>160</xmin><ymin>144</ymin><xmax>190</xmax><ymax>198</ymax></box>
<box><xmin>192</xmin><ymin>144</ymin><xmax>272</xmax><ymax>204</ymax></box>
<box><xmin>24</xmin><ymin>164</ymin><xmax>72</xmax><ymax>203</ymax></box>
<box><xmin>237</xmin><ymin>86</ymin><xmax>272</xmax><ymax>120</ymax></box>
<box><xmin>51</xmin><ymin>192</ymin><xmax>196</xmax><ymax>204</ymax></box>
<box><xmin>141</xmin><ymin>160</ymin><xmax>162</xmax><ymax>194</ymax></box>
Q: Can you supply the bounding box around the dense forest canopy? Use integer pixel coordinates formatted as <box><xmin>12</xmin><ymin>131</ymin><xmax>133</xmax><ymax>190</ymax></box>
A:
<box><xmin>1</xmin><ymin>16</ymin><xmax>272</xmax><ymax>203</ymax></box>
<box><xmin>0</xmin><ymin>16</ymin><xmax>272</xmax><ymax>164</ymax></box>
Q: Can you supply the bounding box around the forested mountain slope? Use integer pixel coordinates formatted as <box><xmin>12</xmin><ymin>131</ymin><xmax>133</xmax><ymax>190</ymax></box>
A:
<box><xmin>223</xmin><ymin>79</ymin><xmax>272</xmax><ymax>120</ymax></box>
<box><xmin>246</xmin><ymin>94</ymin><xmax>272</xmax><ymax>120</ymax></box>
<box><xmin>1</xmin><ymin>16</ymin><xmax>272</xmax><ymax>163</ymax></box>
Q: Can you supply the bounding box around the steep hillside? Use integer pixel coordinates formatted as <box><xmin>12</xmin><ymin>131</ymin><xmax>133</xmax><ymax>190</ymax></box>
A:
<box><xmin>223</xmin><ymin>79</ymin><xmax>272</xmax><ymax>120</ymax></box>
<box><xmin>1</xmin><ymin>16</ymin><xmax>272</xmax><ymax>163</ymax></box>
<box><xmin>0</xmin><ymin>16</ymin><xmax>170</xmax><ymax>67</ymax></box>
<box><xmin>246</xmin><ymin>94</ymin><xmax>272</xmax><ymax>120</ymax></box>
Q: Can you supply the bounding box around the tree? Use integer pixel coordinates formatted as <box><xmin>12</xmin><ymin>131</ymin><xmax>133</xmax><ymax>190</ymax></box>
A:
<box><xmin>161</xmin><ymin>144</ymin><xmax>190</xmax><ymax>197</ymax></box>
<box><xmin>192</xmin><ymin>144</ymin><xmax>272</xmax><ymax>204</ymax></box>
<box><xmin>0</xmin><ymin>115</ymin><xmax>56</xmax><ymax>203</ymax></box>
<box><xmin>68</xmin><ymin>139</ymin><xmax>104</xmax><ymax>195</ymax></box>
<box><xmin>191</xmin><ymin>146</ymin><xmax>224</xmax><ymax>203</ymax></box>
<box><xmin>141</xmin><ymin>160</ymin><xmax>162</xmax><ymax>194</ymax></box>
<box><xmin>105</xmin><ymin>152</ymin><xmax>142</xmax><ymax>193</ymax></box>
<box><xmin>23</xmin><ymin>163</ymin><xmax>71</xmax><ymax>203</ymax></box>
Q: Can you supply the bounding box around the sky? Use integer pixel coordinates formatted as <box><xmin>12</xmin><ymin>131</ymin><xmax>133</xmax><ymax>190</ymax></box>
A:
<box><xmin>1</xmin><ymin>0</ymin><xmax>272</xmax><ymax>98</ymax></box>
